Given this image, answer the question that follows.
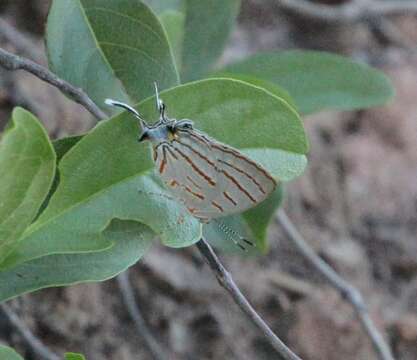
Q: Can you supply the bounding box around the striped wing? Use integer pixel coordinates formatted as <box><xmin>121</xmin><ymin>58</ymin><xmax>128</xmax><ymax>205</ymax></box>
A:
<box><xmin>153</xmin><ymin>129</ymin><xmax>277</xmax><ymax>222</ymax></box>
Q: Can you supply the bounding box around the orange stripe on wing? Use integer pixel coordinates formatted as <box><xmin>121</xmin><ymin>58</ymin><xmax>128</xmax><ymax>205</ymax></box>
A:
<box><xmin>211</xmin><ymin>201</ymin><xmax>224</xmax><ymax>212</ymax></box>
<box><xmin>154</xmin><ymin>142</ymin><xmax>170</xmax><ymax>167</ymax></box>
<box><xmin>184</xmin><ymin>186</ymin><xmax>205</xmax><ymax>200</ymax></box>
<box><xmin>186</xmin><ymin>175</ymin><xmax>202</xmax><ymax>189</ymax></box>
<box><xmin>159</xmin><ymin>147</ymin><xmax>167</xmax><ymax>174</ymax></box>
<box><xmin>223</xmin><ymin>191</ymin><xmax>237</xmax><ymax>206</ymax></box>
<box><xmin>172</xmin><ymin>146</ymin><xmax>216</xmax><ymax>187</ymax></box>
<box><xmin>169</xmin><ymin>180</ymin><xmax>179</xmax><ymax>187</ymax></box>
<box><xmin>212</xmin><ymin>144</ymin><xmax>276</xmax><ymax>186</ymax></box>
<box><xmin>187</xmin><ymin>207</ymin><xmax>197</xmax><ymax>214</ymax></box>
<box><xmin>219</xmin><ymin>159</ymin><xmax>266</xmax><ymax>194</ymax></box>
<box><xmin>173</xmin><ymin>139</ymin><xmax>215</xmax><ymax>166</ymax></box>
<box><xmin>180</xmin><ymin>130</ymin><xmax>212</xmax><ymax>148</ymax></box>
<box><xmin>180</xmin><ymin>132</ymin><xmax>276</xmax><ymax>193</ymax></box>
<box><xmin>165</xmin><ymin>146</ymin><xmax>178</xmax><ymax>160</ymax></box>
<box><xmin>221</xmin><ymin>169</ymin><xmax>257</xmax><ymax>203</ymax></box>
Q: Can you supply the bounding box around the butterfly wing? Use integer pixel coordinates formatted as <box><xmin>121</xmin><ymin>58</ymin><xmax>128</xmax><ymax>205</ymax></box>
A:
<box><xmin>190</xmin><ymin>130</ymin><xmax>277</xmax><ymax>219</ymax></box>
<box><xmin>153</xmin><ymin>132</ymin><xmax>217</xmax><ymax>222</ymax></box>
<box><xmin>153</xmin><ymin>129</ymin><xmax>277</xmax><ymax>222</ymax></box>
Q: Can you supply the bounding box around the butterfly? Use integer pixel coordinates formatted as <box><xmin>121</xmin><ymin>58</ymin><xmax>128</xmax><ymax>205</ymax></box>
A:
<box><xmin>106</xmin><ymin>84</ymin><xmax>277</xmax><ymax>246</ymax></box>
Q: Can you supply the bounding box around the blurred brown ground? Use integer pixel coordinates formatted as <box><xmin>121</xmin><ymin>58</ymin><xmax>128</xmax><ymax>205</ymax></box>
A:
<box><xmin>1</xmin><ymin>1</ymin><xmax>417</xmax><ymax>359</ymax></box>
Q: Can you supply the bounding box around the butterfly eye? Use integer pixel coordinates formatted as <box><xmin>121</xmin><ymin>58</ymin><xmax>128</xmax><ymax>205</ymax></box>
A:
<box><xmin>179</xmin><ymin>121</ymin><xmax>193</xmax><ymax>130</ymax></box>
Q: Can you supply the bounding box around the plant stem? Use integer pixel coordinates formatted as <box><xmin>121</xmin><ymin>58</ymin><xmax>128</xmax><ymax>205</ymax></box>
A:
<box><xmin>196</xmin><ymin>238</ymin><xmax>302</xmax><ymax>360</ymax></box>
<box><xmin>277</xmin><ymin>210</ymin><xmax>394</xmax><ymax>360</ymax></box>
<box><xmin>276</xmin><ymin>0</ymin><xmax>417</xmax><ymax>23</ymax></box>
<box><xmin>0</xmin><ymin>304</ymin><xmax>60</xmax><ymax>360</ymax></box>
<box><xmin>0</xmin><ymin>18</ymin><xmax>44</xmax><ymax>62</ymax></box>
<box><xmin>0</xmin><ymin>47</ymin><xmax>106</xmax><ymax>120</ymax></box>
<box><xmin>117</xmin><ymin>271</ymin><xmax>168</xmax><ymax>360</ymax></box>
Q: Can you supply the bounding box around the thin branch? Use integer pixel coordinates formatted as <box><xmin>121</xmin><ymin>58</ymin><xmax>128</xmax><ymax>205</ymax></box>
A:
<box><xmin>0</xmin><ymin>47</ymin><xmax>107</xmax><ymax>120</ymax></box>
<box><xmin>196</xmin><ymin>238</ymin><xmax>302</xmax><ymax>360</ymax></box>
<box><xmin>116</xmin><ymin>271</ymin><xmax>168</xmax><ymax>360</ymax></box>
<box><xmin>0</xmin><ymin>18</ymin><xmax>44</xmax><ymax>63</ymax></box>
<box><xmin>277</xmin><ymin>210</ymin><xmax>394</xmax><ymax>360</ymax></box>
<box><xmin>0</xmin><ymin>303</ymin><xmax>60</xmax><ymax>360</ymax></box>
<box><xmin>276</xmin><ymin>0</ymin><xmax>417</xmax><ymax>23</ymax></box>
<box><xmin>266</xmin><ymin>270</ymin><xmax>317</xmax><ymax>298</ymax></box>
<box><xmin>368</xmin><ymin>0</ymin><xmax>417</xmax><ymax>16</ymax></box>
<box><xmin>368</xmin><ymin>17</ymin><xmax>416</xmax><ymax>49</ymax></box>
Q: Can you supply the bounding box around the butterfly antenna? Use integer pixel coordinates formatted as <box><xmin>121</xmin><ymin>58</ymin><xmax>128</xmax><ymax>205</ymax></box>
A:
<box><xmin>154</xmin><ymin>82</ymin><xmax>167</xmax><ymax>122</ymax></box>
<box><xmin>104</xmin><ymin>99</ymin><xmax>148</xmax><ymax>132</ymax></box>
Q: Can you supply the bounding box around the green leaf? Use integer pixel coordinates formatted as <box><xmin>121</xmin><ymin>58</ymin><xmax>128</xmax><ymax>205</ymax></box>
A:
<box><xmin>46</xmin><ymin>0</ymin><xmax>179</xmax><ymax>114</ymax></box>
<box><xmin>142</xmin><ymin>1</ymin><xmax>185</xmax><ymax>69</ymax></box>
<box><xmin>138</xmin><ymin>78</ymin><xmax>308</xmax><ymax>156</ymax></box>
<box><xmin>222</xmin><ymin>50</ymin><xmax>395</xmax><ymax>114</ymax></box>
<box><xmin>35</xmin><ymin>136</ymin><xmax>83</xmax><ymax>220</ymax></box>
<box><xmin>2</xmin><ymin>78</ymin><xmax>306</xmax><ymax>269</ymax></box>
<box><xmin>65</xmin><ymin>354</ymin><xmax>86</xmax><ymax>360</ymax></box>
<box><xmin>142</xmin><ymin>0</ymin><xmax>183</xmax><ymax>15</ymax></box>
<box><xmin>242</xmin><ymin>149</ymin><xmax>307</xmax><ymax>183</ymax></box>
<box><xmin>141</xmin><ymin>1</ymin><xmax>241</xmax><ymax>81</ymax></box>
<box><xmin>1</xmin><ymin>116</ymin><xmax>200</xmax><ymax>268</ymax></box>
<box><xmin>181</xmin><ymin>0</ymin><xmax>240</xmax><ymax>81</ymax></box>
<box><xmin>0</xmin><ymin>220</ymin><xmax>153</xmax><ymax>302</ymax></box>
<box><xmin>0</xmin><ymin>108</ymin><xmax>56</xmax><ymax>263</ymax></box>
<box><xmin>159</xmin><ymin>10</ymin><xmax>185</xmax><ymax>70</ymax></box>
<box><xmin>0</xmin><ymin>346</ymin><xmax>24</xmax><ymax>360</ymax></box>
<box><xmin>242</xmin><ymin>185</ymin><xmax>283</xmax><ymax>249</ymax></box>
<box><xmin>211</xmin><ymin>73</ymin><xmax>297</xmax><ymax>110</ymax></box>
<box><xmin>53</xmin><ymin>135</ymin><xmax>83</xmax><ymax>160</ymax></box>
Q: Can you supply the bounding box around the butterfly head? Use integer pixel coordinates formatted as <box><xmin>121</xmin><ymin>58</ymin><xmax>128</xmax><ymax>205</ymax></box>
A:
<box><xmin>139</xmin><ymin>119</ymin><xmax>194</xmax><ymax>143</ymax></box>
<box><xmin>105</xmin><ymin>91</ymin><xmax>194</xmax><ymax>144</ymax></box>
<box><xmin>142</xmin><ymin>82</ymin><xmax>194</xmax><ymax>143</ymax></box>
